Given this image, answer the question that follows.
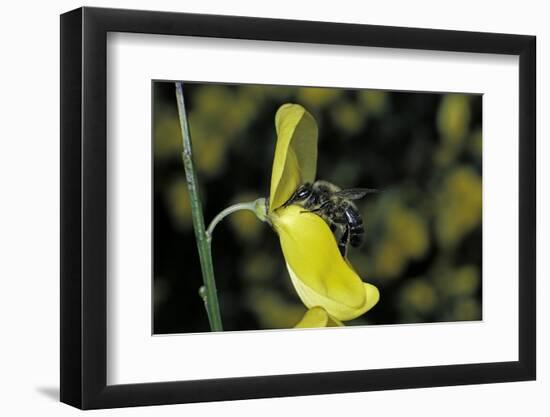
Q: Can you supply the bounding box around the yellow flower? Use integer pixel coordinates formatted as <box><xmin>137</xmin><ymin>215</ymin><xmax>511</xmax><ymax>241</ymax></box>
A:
<box><xmin>269</xmin><ymin>103</ymin><xmax>318</xmax><ymax>213</ymax></box>
<box><xmin>267</xmin><ymin>103</ymin><xmax>379</xmax><ymax>327</ymax></box>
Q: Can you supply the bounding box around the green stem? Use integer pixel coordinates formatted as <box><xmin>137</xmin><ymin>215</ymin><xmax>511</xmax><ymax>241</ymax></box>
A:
<box><xmin>206</xmin><ymin>201</ymin><xmax>257</xmax><ymax>240</ymax></box>
<box><xmin>175</xmin><ymin>82</ymin><xmax>223</xmax><ymax>332</ymax></box>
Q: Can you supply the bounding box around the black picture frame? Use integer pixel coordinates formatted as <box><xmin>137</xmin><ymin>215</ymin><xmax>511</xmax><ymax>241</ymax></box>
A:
<box><xmin>60</xmin><ymin>6</ymin><xmax>536</xmax><ymax>410</ymax></box>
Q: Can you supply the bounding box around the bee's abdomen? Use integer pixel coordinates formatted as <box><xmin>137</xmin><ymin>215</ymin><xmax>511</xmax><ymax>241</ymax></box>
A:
<box><xmin>349</xmin><ymin>226</ymin><xmax>364</xmax><ymax>247</ymax></box>
<box><xmin>344</xmin><ymin>205</ymin><xmax>364</xmax><ymax>247</ymax></box>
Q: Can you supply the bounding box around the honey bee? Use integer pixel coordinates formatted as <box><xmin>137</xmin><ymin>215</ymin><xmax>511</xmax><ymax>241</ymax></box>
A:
<box><xmin>283</xmin><ymin>180</ymin><xmax>377</xmax><ymax>257</ymax></box>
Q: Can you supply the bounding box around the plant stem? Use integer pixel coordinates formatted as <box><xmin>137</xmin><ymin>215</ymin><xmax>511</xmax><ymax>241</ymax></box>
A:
<box><xmin>175</xmin><ymin>82</ymin><xmax>223</xmax><ymax>332</ymax></box>
<box><xmin>206</xmin><ymin>201</ymin><xmax>258</xmax><ymax>240</ymax></box>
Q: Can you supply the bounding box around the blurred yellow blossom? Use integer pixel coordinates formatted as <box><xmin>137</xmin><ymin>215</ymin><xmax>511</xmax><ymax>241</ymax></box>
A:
<box><xmin>437</xmin><ymin>94</ymin><xmax>471</xmax><ymax>145</ymax></box>
<box><xmin>154</xmin><ymin>114</ymin><xmax>182</xmax><ymax>159</ymax></box>
<box><xmin>401</xmin><ymin>278</ymin><xmax>438</xmax><ymax>315</ymax></box>
<box><xmin>435</xmin><ymin>94</ymin><xmax>472</xmax><ymax>166</ymax></box>
<box><xmin>445</xmin><ymin>265</ymin><xmax>480</xmax><ymax>297</ymax></box>
<box><xmin>435</xmin><ymin>167</ymin><xmax>482</xmax><ymax>248</ymax></box>
<box><xmin>372</xmin><ymin>201</ymin><xmax>429</xmax><ymax>280</ymax></box>
<box><xmin>165</xmin><ymin>176</ymin><xmax>192</xmax><ymax>230</ymax></box>
<box><xmin>373</xmin><ymin>239</ymin><xmax>406</xmax><ymax>280</ymax></box>
<box><xmin>451</xmin><ymin>298</ymin><xmax>481</xmax><ymax>321</ymax></box>
<box><xmin>296</xmin><ymin>87</ymin><xmax>341</xmax><ymax>110</ymax></box>
<box><xmin>241</xmin><ymin>252</ymin><xmax>278</xmax><ymax>283</ymax></box>
<box><xmin>246</xmin><ymin>288</ymin><xmax>304</xmax><ymax>329</ymax></box>
<box><xmin>192</xmin><ymin>136</ymin><xmax>228</xmax><ymax>178</ymax></box>
<box><xmin>468</xmin><ymin>129</ymin><xmax>483</xmax><ymax>159</ymax></box>
<box><xmin>331</xmin><ymin>101</ymin><xmax>364</xmax><ymax>135</ymax></box>
<box><xmin>358</xmin><ymin>90</ymin><xmax>389</xmax><ymax>116</ymax></box>
<box><xmin>387</xmin><ymin>206</ymin><xmax>429</xmax><ymax>259</ymax></box>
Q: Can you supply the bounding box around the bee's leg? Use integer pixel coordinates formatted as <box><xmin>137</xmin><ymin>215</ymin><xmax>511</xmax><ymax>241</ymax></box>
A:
<box><xmin>302</xmin><ymin>207</ymin><xmax>321</xmax><ymax>214</ymax></box>
<box><xmin>338</xmin><ymin>226</ymin><xmax>351</xmax><ymax>258</ymax></box>
<box><xmin>300</xmin><ymin>201</ymin><xmax>330</xmax><ymax>214</ymax></box>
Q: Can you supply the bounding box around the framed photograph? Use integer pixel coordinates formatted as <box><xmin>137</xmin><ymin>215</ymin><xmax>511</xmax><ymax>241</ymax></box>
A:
<box><xmin>60</xmin><ymin>7</ymin><xmax>536</xmax><ymax>409</ymax></box>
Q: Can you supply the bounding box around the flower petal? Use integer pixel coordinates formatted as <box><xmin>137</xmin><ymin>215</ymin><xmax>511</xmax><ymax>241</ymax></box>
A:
<box><xmin>272</xmin><ymin>205</ymin><xmax>379</xmax><ymax>321</ymax></box>
<box><xmin>287</xmin><ymin>264</ymin><xmax>379</xmax><ymax>321</ymax></box>
<box><xmin>328</xmin><ymin>316</ymin><xmax>345</xmax><ymax>327</ymax></box>
<box><xmin>361</xmin><ymin>282</ymin><xmax>380</xmax><ymax>314</ymax></box>
<box><xmin>294</xmin><ymin>306</ymin><xmax>329</xmax><ymax>328</ymax></box>
<box><xmin>269</xmin><ymin>104</ymin><xmax>318</xmax><ymax>212</ymax></box>
<box><xmin>294</xmin><ymin>307</ymin><xmax>346</xmax><ymax>328</ymax></box>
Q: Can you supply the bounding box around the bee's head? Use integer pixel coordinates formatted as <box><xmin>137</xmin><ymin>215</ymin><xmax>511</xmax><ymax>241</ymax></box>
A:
<box><xmin>283</xmin><ymin>183</ymin><xmax>313</xmax><ymax>207</ymax></box>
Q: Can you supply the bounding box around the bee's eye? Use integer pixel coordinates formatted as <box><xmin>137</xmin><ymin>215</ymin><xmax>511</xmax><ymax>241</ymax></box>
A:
<box><xmin>297</xmin><ymin>188</ymin><xmax>311</xmax><ymax>199</ymax></box>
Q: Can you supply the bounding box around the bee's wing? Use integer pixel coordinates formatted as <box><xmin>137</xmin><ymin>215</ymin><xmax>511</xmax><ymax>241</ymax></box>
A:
<box><xmin>333</xmin><ymin>188</ymin><xmax>378</xmax><ymax>200</ymax></box>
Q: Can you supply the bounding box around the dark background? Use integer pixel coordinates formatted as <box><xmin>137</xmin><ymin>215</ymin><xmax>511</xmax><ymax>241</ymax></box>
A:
<box><xmin>153</xmin><ymin>81</ymin><xmax>482</xmax><ymax>333</ymax></box>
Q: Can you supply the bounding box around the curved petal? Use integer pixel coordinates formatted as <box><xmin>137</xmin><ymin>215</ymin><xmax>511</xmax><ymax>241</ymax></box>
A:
<box><xmin>269</xmin><ymin>104</ymin><xmax>318</xmax><ymax>212</ymax></box>
<box><xmin>294</xmin><ymin>306</ymin><xmax>329</xmax><ymax>328</ymax></box>
<box><xmin>272</xmin><ymin>205</ymin><xmax>379</xmax><ymax>321</ymax></box>
<box><xmin>328</xmin><ymin>316</ymin><xmax>345</xmax><ymax>327</ymax></box>
<box><xmin>294</xmin><ymin>307</ymin><xmax>346</xmax><ymax>328</ymax></box>
<box><xmin>361</xmin><ymin>282</ymin><xmax>380</xmax><ymax>315</ymax></box>
<box><xmin>288</xmin><ymin>265</ymin><xmax>380</xmax><ymax>321</ymax></box>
